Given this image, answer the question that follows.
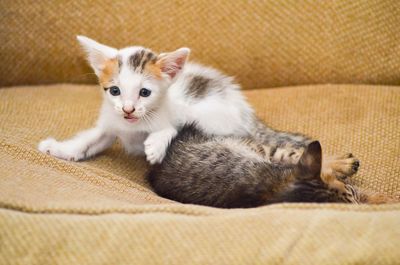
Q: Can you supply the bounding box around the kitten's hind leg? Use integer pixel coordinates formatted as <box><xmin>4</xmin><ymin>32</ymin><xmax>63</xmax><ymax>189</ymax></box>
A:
<box><xmin>322</xmin><ymin>153</ymin><xmax>360</xmax><ymax>181</ymax></box>
<box><xmin>38</xmin><ymin>127</ymin><xmax>115</xmax><ymax>161</ymax></box>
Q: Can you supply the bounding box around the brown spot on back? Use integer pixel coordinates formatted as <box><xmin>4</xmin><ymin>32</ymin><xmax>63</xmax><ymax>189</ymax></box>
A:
<box><xmin>186</xmin><ymin>76</ymin><xmax>211</xmax><ymax>98</ymax></box>
<box><xmin>99</xmin><ymin>58</ymin><xmax>118</xmax><ymax>87</ymax></box>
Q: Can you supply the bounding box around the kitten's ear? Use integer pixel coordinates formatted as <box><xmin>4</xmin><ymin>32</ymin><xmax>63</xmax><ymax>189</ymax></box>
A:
<box><xmin>76</xmin><ymin>35</ymin><xmax>118</xmax><ymax>76</ymax></box>
<box><xmin>298</xmin><ymin>141</ymin><xmax>322</xmax><ymax>179</ymax></box>
<box><xmin>156</xmin><ymin>47</ymin><xmax>190</xmax><ymax>79</ymax></box>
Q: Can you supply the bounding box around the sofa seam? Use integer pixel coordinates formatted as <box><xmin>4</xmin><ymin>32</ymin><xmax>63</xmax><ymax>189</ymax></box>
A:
<box><xmin>1</xmin><ymin>202</ymin><xmax>399</xmax><ymax>217</ymax></box>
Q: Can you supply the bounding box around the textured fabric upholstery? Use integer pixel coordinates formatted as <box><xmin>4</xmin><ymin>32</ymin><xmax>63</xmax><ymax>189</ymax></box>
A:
<box><xmin>1</xmin><ymin>84</ymin><xmax>399</xmax><ymax>264</ymax></box>
<box><xmin>1</xmin><ymin>0</ymin><xmax>400</xmax><ymax>88</ymax></box>
<box><xmin>1</xmin><ymin>0</ymin><xmax>400</xmax><ymax>264</ymax></box>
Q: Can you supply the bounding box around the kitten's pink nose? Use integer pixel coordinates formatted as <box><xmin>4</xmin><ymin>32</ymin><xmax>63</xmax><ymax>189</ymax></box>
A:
<box><xmin>122</xmin><ymin>106</ymin><xmax>135</xmax><ymax>114</ymax></box>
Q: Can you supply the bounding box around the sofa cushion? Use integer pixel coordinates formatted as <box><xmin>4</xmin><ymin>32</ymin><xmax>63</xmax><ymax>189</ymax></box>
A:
<box><xmin>1</xmin><ymin>0</ymin><xmax>400</xmax><ymax>88</ymax></box>
<box><xmin>0</xmin><ymin>84</ymin><xmax>399</xmax><ymax>264</ymax></box>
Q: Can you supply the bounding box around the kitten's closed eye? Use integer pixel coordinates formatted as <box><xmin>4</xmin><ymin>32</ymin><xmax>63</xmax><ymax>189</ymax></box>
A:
<box><xmin>109</xmin><ymin>86</ymin><xmax>120</xmax><ymax>96</ymax></box>
<box><xmin>140</xmin><ymin>88</ymin><xmax>151</xmax><ymax>97</ymax></box>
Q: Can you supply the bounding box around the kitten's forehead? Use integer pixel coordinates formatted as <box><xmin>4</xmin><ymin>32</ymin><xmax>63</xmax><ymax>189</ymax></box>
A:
<box><xmin>119</xmin><ymin>46</ymin><xmax>158</xmax><ymax>74</ymax></box>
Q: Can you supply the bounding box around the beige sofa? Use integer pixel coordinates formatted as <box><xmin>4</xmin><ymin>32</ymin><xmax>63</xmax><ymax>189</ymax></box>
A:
<box><xmin>1</xmin><ymin>1</ymin><xmax>399</xmax><ymax>264</ymax></box>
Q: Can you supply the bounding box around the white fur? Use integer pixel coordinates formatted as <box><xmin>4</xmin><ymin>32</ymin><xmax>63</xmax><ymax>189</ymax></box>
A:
<box><xmin>76</xmin><ymin>36</ymin><xmax>118</xmax><ymax>76</ymax></box>
<box><xmin>38</xmin><ymin>36</ymin><xmax>255</xmax><ymax>164</ymax></box>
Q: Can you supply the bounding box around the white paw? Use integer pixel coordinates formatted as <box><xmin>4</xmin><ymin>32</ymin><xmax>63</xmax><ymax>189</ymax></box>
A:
<box><xmin>38</xmin><ymin>137</ymin><xmax>57</xmax><ymax>155</ymax></box>
<box><xmin>144</xmin><ymin>135</ymin><xmax>168</xmax><ymax>165</ymax></box>
<box><xmin>38</xmin><ymin>138</ymin><xmax>84</xmax><ymax>161</ymax></box>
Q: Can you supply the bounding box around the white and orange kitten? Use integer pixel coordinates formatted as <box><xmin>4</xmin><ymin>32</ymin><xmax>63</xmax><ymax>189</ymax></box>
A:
<box><xmin>38</xmin><ymin>36</ymin><xmax>255</xmax><ymax>164</ymax></box>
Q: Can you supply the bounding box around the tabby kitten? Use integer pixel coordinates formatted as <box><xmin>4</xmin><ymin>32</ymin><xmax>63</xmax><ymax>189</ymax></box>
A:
<box><xmin>38</xmin><ymin>36</ymin><xmax>254</xmax><ymax>164</ymax></box>
<box><xmin>148</xmin><ymin>124</ymin><xmax>395</xmax><ymax>208</ymax></box>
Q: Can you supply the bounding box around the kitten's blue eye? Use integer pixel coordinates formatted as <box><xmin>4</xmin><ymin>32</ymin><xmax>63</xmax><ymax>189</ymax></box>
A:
<box><xmin>109</xmin><ymin>86</ymin><xmax>120</xmax><ymax>96</ymax></box>
<box><xmin>140</xmin><ymin>88</ymin><xmax>151</xmax><ymax>97</ymax></box>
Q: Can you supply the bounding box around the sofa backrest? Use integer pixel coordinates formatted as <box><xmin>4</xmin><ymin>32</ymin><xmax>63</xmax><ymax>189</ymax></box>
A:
<box><xmin>1</xmin><ymin>0</ymin><xmax>399</xmax><ymax>89</ymax></box>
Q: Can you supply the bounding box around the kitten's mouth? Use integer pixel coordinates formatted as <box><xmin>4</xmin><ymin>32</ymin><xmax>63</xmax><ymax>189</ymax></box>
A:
<box><xmin>124</xmin><ymin>115</ymin><xmax>139</xmax><ymax>123</ymax></box>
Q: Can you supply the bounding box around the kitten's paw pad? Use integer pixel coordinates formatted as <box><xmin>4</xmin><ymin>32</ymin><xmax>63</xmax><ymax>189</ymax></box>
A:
<box><xmin>352</xmin><ymin>160</ymin><xmax>360</xmax><ymax>172</ymax></box>
<box><xmin>323</xmin><ymin>154</ymin><xmax>360</xmax><ymax>180</ymax></box>
<box><xmin>144</xmin><ymin>137</ymin><xmax>166</xmax><ymax>165</ymax></box>
<box><xmin>337</xmin><ymin>156</ymin><xmax>360</xmax><ymax>176</ymax></box>
<box><xmin>38</xmin><ymin>138</ymin><xmax>84</xmax><ymax>161</ymax></box>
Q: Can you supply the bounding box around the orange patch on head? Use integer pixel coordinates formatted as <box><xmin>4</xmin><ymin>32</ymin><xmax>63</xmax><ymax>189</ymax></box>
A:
<box><xmin>145</xmin><ymin>62</ymin><xmax>162</xmax><ymax>79</ymax></box>
<box><xmin>99</xmin><ymin>58</ymin><xmax>118</xmax><ymax>86</ymax></box>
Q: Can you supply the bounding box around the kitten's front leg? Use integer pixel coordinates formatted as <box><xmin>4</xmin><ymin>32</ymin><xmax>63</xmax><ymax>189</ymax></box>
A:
<box><xmin>38</xmin><ymin>127</ymin><xmax>115</xmax><ymax>161</ymax></box>
<box><xmin>144</xmin><ymin>127</ymin><xmax>177</xmax><ymax>164</ymax></box>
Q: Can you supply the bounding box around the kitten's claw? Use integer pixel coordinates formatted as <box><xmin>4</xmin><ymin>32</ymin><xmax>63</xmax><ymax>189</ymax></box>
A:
<box><xmin>352</xmin><ymin>160</ymin><xmax>360</xmax><ymax>172</ymax></box>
